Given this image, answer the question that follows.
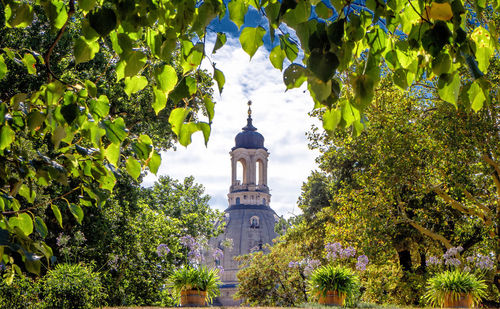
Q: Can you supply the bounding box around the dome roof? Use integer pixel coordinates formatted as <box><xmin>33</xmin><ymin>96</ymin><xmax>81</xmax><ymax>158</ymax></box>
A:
<box><xmin>233</xmin><ymin>116</ymin><xmax>266</xmax><ymax>150</ymax></box>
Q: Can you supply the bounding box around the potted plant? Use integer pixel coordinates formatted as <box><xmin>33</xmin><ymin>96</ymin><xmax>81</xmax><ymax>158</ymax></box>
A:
<box><xmin>168</xmin><ymin>266</ymin><xmax>221</xmax><ymax>307</ymax></box>
<box><xmin>424</xmin><ymin>269</ymin><xmax>487</xmax><ymax>308</ymax></box>
<box><xmin>308</xmin><ymin>264</ymin><xmax>359</xmax><ymax>307</ymax></box>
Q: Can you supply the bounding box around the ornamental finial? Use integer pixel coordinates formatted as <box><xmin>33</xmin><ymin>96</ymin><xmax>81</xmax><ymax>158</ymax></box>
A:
<box><xmin>247</xmin><ymin>100</ymin><xmax>252</xmax><ymax>117</ymax></box>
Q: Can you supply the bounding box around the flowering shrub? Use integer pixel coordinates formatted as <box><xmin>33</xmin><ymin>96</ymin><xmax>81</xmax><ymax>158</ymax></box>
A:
<box><xmin>424</xmin><ymin>246</ymin><xmax>495</xmax><ymax>308</ymax></box>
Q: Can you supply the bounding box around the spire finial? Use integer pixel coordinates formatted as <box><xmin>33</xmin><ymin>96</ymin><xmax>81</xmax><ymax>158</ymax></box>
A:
<box><xmin>242</xmin><ymin>100</ymin><xmax>257</xmax><ymax>131</ymax></box>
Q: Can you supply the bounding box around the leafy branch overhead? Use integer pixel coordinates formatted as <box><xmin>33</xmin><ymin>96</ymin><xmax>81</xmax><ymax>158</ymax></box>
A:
<box><xmin>0</xmin><ymin>0</ymin><xmax>498</xmax><ymax>278</ymax></box>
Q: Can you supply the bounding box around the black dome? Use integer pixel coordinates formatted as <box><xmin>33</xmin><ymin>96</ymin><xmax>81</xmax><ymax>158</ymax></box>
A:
<box><xmin>233</xmin><ymin>116</ymin><xmax>266</xmax><ymax>150</ymax></box>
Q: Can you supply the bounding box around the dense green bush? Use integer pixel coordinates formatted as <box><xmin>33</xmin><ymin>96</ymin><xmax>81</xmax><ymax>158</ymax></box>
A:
<box><xmin>38</xmin><ymin>263</ymin><xmax>107</xmax><ymax>309</ymax></box>
<box><xmin>0</xmin><ymin>274</ymin><xmax>38</xmax><ymax>309</ymax></box>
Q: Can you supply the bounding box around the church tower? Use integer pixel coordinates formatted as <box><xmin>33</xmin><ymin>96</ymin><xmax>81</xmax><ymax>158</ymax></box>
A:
<box><xmin>213</xmin><ymin>101</ymin><xmax>278</xmax><ymax>306</ymax></box>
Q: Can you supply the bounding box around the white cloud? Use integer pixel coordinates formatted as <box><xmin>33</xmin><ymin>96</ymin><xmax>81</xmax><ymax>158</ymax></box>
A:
<box><xmin>143</xmin><ymin>37</ymin><xmax>320</xmax><ymax>218</ymax></box>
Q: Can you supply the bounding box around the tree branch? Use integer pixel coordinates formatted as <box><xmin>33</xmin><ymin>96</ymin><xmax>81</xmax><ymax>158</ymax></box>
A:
<box><xmin>1</xmin><ymin>186</ymin><xmax>80</xmax><ymax>215</ymax></box>
<box><xmin>432</xmin><ymin>186</ymin><xmax>480</xmax><ymax>217</ymax></box>
<box><xmin>44</xmin><ymin>0</ymin><xmax>75</xmax><ymax>84</ymax></box>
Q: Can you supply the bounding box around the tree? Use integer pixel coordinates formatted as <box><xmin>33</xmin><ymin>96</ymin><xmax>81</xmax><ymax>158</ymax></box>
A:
<box><xmin>0</xmin><ymin>0</ymin><xmax>498</xmax><ymax>276</ymax></box>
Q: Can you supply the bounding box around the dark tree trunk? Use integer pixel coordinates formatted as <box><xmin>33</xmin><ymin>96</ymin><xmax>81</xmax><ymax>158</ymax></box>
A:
<box><xmin>398</xmin><ymin>249</ymin><xmax>413</xmax><ymax>272</ymax></box>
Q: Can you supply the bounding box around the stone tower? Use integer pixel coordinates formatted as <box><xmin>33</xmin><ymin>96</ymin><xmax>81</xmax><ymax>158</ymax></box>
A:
<box><xmin>212</xmin><ymin>101</ymin><xmax>278</xmax><ymax>306</ymax></box>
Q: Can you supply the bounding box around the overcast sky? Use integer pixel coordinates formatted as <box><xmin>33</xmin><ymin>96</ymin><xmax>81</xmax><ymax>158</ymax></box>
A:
<box><xmin>142</xmin><ymin>34</ymin><xmax>320</xmax><ymax>218</ymax></box>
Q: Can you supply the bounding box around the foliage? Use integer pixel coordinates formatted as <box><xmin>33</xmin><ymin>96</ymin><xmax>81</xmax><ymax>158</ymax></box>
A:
<box><xmin>167</xmin><ymin>266</ymin><xmax>221</xmax><ymax>305</ymax></box>
<box><xmin>423</xmin><ymin>270</ymin><xmax>488</xmax><ymax>307</ymax></box>
<box><xmin>308</xmin><ymin>265</ymin><xmax>360</xmax><ymax>302</ymax></box>
<box><xmin>235</xmin><ymin>242</ymin><xmax>309</xmax><ymax>306</ymax></box>
<box><xmin>0</xmin><ymin>0</ymin><xmax>498</xmax><ymax>275</ymax></box>
<box><xmin>0</xmin><ymin>274</ymin><xmax>38</xmax><ymax>309</ymax></box>
<box><xmin>50</xmin><ymin>175</ymin><xmax>223</xmax><ymax>306</ymax></box>
<box><xmin>38</xmin><ymin>263</ymin><xmax>107</xmax><ymax>309</ymax></box>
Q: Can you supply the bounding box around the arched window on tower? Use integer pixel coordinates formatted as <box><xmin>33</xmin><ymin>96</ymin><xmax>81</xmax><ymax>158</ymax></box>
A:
<box><xmin>236</xmin><ymin>159</ymin><xmax>246</xmax><ymax>185</ymax></box>
<box><xmin>262</xmin><ymin>198</ymin><xmax>266</xmax><ymax>205</ymax></box>
<box><xmin>257</xmin><ymin>159</ymin><xmax>264</xmax><ymax>186</ymax></box>
<box><xmin>236</xmin><ymin>197</ymin><xmax>240</xmax><ymax>205</ymax></box>
<box><xmin>250</xmin><ymin>216</ymin><xmax>260</xmax><ymax>228</ymax></box>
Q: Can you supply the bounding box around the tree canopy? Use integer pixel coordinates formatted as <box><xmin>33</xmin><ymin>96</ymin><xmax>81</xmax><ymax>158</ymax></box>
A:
<box><xmin>0</xmin><ymin>0</ymin><xmax>498</xmax><ymax>278</ymax></box>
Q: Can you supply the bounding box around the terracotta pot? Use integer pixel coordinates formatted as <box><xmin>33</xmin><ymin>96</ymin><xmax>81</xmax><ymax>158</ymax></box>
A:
<box><xmin>180</xmin><ymin>289</ymin><xmax>207</xmax><ymax>307</ymax></box>
<box><xmin>318</xmin><ymin>290</ymin><xmax>346</xmax><ymax>306</ymax></box>
<box><xmin>443</xmin><ymin>292</ymin><xmax>473</xmax><ymax>308</ymax></box>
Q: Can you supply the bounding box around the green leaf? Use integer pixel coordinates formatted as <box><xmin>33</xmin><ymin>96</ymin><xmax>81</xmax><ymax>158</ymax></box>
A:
<box><xmin>88</xmin><ymin>7</ymin><xmax>117</xmax><ymax>37</ymax></box>
<box><xmin>438</xmin><ymin>72</ymin><xmax>460</xmax><ymax>107</ymax></box>
<box><xmin>471</xmin><ymin>27</ymin><xmax>494</xmax><ymax>73</ymax></box>
<box><xmin>25</xmin><ymin>259</ymin><xmax>40</xmax><ymax>276</ymax></box>
<box><xmin>0</xmin><ymin>55</ymin><xmax>7</xmax><ymax>79</ymax></box>
<box><xmin>240</xmin><ymin>26</ymin><xmax>266</xmax><ymax>59</ymax></box>
<box><xmin>168</xmin><ymin>108</ymin><xmax>190</xmax><ymax>137</ymax></box>
<box><xmin>126</xmin><ymin>157</ymin><xmax>141</xmax><ymax>180</ymax></box>
<box><xmin>51</xmin><ymin>204</ymin><xmax>63</xmax><ymax>228</ymax></box>
<box><xmin>89</xmin><ymin>95</ymin><xmax>110</xmax><ymax>120</ymax></box>
<box><xmin>213</xmin><ymin>68</ymin><xmax>225</xmax><ymax>94</ymax></box>
<box><xmin>323</xmin><ymin>108</ymin><xmax>342</xmax><ymax>131</ymax></box>
<box><xmin>468</xmin><ymin>81</ymin><xmax>486</xmax><ymax>112</ymax></box>
<box><xmin>309</xmin><ymin>77</ymin><xmax>331</xmax><ymax>102</ymax></box>
<box><xmin>213</xmin><ymin>33</ymin><xmax>227</xmax><ymax>53</ymax></box>
<box><xmin>85</xmin><ymin>79</ymin><xmax>97</xmax><ymax>97</ymax></box>
<box><xmin>34</xmin><ymin>217</ymin><xmax>48</xmax><ymax>238</ymax></box>
<box><xmin>155</xmin><ymin>65</ymin><xmax>177</xmax><ymax>93</ymax></box>
<box><xmin>22</xmin><ymin>53</ymin><xmax>36</xmax><ymax>74</ymax></box>
<box><xmin>315</xmin><ymin>2</ymin><xmax>333</xmax><ymax>19</ymax></box>
<box><xmin>79</xmin><ymin>0</ymin><xmax>96</xmax><ymax>11</ymax></box>
<box><xmin>148</xmin><ymin>151</ymin><xmax>161</xmax><ymax>175</ymax></box>
<box><xmin>43</xmin><ymin>0</ymin><xmax>67</xmax><ymax>29</ymax></box>
<box><xmin>283</xmin><ymin>64</ymin><xmax>308</xmax><ymax>89</ymax></box>
<box><xmin>0</xmin><ymin>125</ymin><xmax>15</xmax><ymax>150</ymax></box>
<box><xmin>9</xmin><ymin>213</ymin><xmax>33</xmax><ymax>236</ymax></box>
<box><xmin>197</xmin><ymin>122</ymin><xmax>211</xmax><ymax>146</ymax></box>
<box><xmin>283</xmin><ymin>0</ymin><xmax>310</xmax><ymax>27</ymax></box>
<box><xmin>152</xmin><ymin>87</ymin><xmax>167</xmax><ymax>115</ymax></box>
<box><xmin>308</xmin><ymin>51</ymin><xmax>339</xmax><ymax>82</ymax></box>
<box><xmin>74</xmin><ymin>37</ymin><xmax>100</xmax><ymax>64</ymax></box>
<box><xmin>351</xmin><ymin>74</ymin><xmax>375</xmax><ymax>111</ymax></box>
<box><xmin>342</xmin><ymin>100</ymin><xmax>360</xmax><ymax>127</ymax></box>
<box><xmin>69</xmin><ymin>203</ymin><xmax>84</xmax><ymax>224</ymax></box>
<box><xmin>124</xmin><ymin>76</ymin><xmax>148</xmax><ymax>97</ymax></box>
<box><xmin>280</xmin><ymin>35</ymin><xmax>299</xmax><ymax>62</ymax></box>
<box><xmin>270</xmin><ymin>45</ymin><xmax>286</xmax><ymax>71</ymax></box>
<box><xmin>5</xmin><ymin>2</ymin><xmax>34</xmax><ymax>28</ymax></box>
<box><xmin>179</xmin><ymin>122</ymin><xmax>201</xmax><ymax>147</ymax></box>
<box><xmin>105</xmin><ymin>143</ymin><xmax>120</xmax><ymax>166</ymax></box>
<box><xmin>124</xmin><ymin>51</ymin><xmax>146</xmax><ymax>77</ymax></box>
<box><xmin>19</xmin><ymin>184</ymin><xmax>36</xmax><ymax>203</ymax></box>
<box><xmin>203</xmin><ymin>95</ymin><xmax>215</xmax><ymax>123</ymax></box>
<box><xmin>228</xmin><ymin>0</ymin><xmax>248</xmax><ymax>29</ymax></box>
<box><xmin>182</xmin><ymin>43</ymin><xmax>204</xmax><ymax>74</ymax></box>
<box><xmin>170</xmin><ymin>77</ymin><xmax>197</xmax><ymax>103</ymax></box>
<box><xmin>51</xmin><ymin>125</ymin><xmax>66</xmax><ymax>149</ymax></box>
<box><xmin>102</xmin><ymin>118</ymin><xmax>127</xmax><ymax>144</ymax></box>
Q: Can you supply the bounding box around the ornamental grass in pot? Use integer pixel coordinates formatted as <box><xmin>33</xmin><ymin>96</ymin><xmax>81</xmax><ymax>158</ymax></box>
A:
<box><xmin>308</xmin><ymin>265</ymin><xmax>360</xmax><ymax>307</ymax></box>
<box><xmin>424</xmin><ymin>270</ymin><xmax>487</xmax><ymax>308</ymax></box>
<box><xmin>168</xmin><ymin>266</ymin><xmax>221</xmax><ymax>307</ymax></box>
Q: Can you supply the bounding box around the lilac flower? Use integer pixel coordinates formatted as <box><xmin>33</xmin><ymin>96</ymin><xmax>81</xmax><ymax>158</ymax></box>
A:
<box><xmin>288</xmin><ymin>261</ymin><xmax>299</xmax><ymax>268</ymax></box>
<box><xmin>445</xmin><ymin>258</ymin><xmax>461</xmax><ymax>267</ymax></box>
<box><xmin>180</xmin><ymin>235</ymin><xmax>196</xmax><ymax>249</ymax></box>
<box><xmin>56</xmin><ymin>233</ymin><xmax>70</xmax><ymax>247</ymax></box>
<box><xmin>301</xmin><ymin>258</ymin><xmax>321</xmax><ymax>275</ymax></box>
<box><xmin>325</xmin><ymin>242</ymin><xmax>342</xmax><ymax>261</ymax></box>
<box><xmin>463</xmin><ymin>266</ymin><xmax>471</xmax><ymax>272</ymax></box>
<box><xmin>156</xmin><ymin>244</ymin><xmax>170</xmax><ymax>257</ymax></box>
<box><xmin>466</xmin><ymin>256</ymin><xmax>475</xmax><ymax>263</ymax></box>
<box><xmin>356</xmin><ymin>255</ymin><xmax>369</xmax><ymax>271</ymax></box>
<box><xmin>426</xmin><ymin>256</ymin><xmax>442</xmax><ymax>266</ymax></box>
<box><xmin>216</xmin><ymin>265</ymin><xmax>224</xmax><ymax>273</ymax></box>
<box><xmin>339</xmin><ymin>247</ymin><xmax>356</xmax><ymax>259</ymax></box>
<box><xmin>475</xmin><ymin>254</ymin><xmax>494</xmax><ymax>270</ymax></box>
<box><xmin>212</xmin><ymin>248</ymin><xmax>224</xmax><ymax>260</ymax></box>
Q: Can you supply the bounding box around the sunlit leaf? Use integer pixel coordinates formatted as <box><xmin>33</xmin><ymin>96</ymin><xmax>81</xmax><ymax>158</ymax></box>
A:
<box><xmin>69</xmin><ymin>203</ymin><xmax>84</xmax><ymax>224</ymax></box>
<box><xmin>126</xmin><ymin>157</ymin><xmax>141</xmax><ymax>180</ymax></box>
<box><xmin>240</xmin><ymin>26</ymin><xmax>266</xmax><ymax>59</ymax></box>
<box><xmin>124</xmin><ymin>76</ymin><xmax>148</xmax><ymax>97</ymax></box>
